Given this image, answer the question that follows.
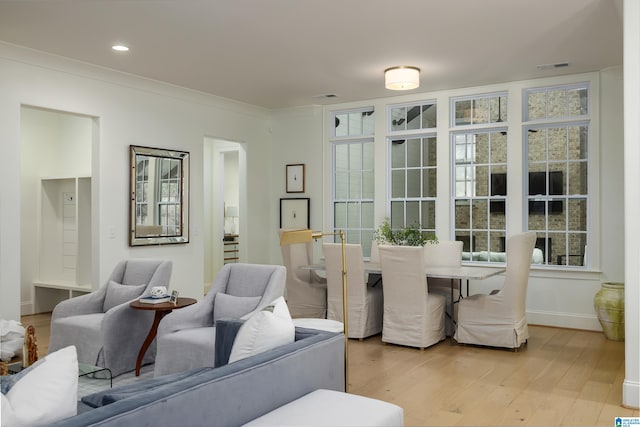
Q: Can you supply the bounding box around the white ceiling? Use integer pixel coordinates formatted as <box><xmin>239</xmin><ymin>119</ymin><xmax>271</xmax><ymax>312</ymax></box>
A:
<box><xmin>0</xmin><ymin>0</ymin><xmax>623</xmax><ymax>109</ymax></box>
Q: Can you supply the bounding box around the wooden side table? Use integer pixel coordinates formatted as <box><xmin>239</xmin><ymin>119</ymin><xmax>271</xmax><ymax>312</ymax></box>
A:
<box><xmin>130</xmin><ymin>297</ymin><xmax>197</xmax><ymax>376</ymax></box>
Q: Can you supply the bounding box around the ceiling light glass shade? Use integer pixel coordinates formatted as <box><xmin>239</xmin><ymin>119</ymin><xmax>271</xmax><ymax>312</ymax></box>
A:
<box><xmin>385</xmin><ymin>66</ymin><xmax>420</xmax><ymax>90</ymax></box>
<box><xmin>112</xmin><ymin>45</ymin><xmax>129</xmax><ymax>52</ymax></box>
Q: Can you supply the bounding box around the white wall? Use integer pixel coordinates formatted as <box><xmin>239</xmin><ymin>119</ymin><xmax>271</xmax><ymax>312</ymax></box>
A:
<box><xmin>0</xmin><ymin>42</ymin><xmax>274</xmax><ymax>319</ymax></box>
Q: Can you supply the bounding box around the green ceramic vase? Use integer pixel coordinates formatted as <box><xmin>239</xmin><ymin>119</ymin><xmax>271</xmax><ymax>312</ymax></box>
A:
<box><xmin>593</xmin><ymin>282</ymin><xmax>625</xmax><ymax>341</ymax></box>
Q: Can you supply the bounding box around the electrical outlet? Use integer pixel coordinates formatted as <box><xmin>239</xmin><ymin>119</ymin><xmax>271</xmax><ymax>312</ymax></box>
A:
<box><xmin>63</xmin><ymin>192</ymin><xmax>75</xmax><ymax>204</ymax></box>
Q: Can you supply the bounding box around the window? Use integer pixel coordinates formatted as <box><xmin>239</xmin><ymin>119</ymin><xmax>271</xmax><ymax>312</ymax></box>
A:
<box><xmin>331</xmin><ymin>108</ymin><xmax>375</xmax><ymax>256</ymax></box>
<box><xmin>451</xmin><ymin>93</ymin><xmax>507</xmax><ymax>260</ymax></box>
<box><xmin>525</xmin><ymin>83</ymin><xmax>590</xmax><ymax>267</ymax></box>
<box><xmin>387</xmin><ymin>102</ymin><xmax>437</xmax><ymax>237</ymax></box>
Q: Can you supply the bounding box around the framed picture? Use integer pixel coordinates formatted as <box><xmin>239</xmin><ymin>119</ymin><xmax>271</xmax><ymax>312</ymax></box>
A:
<box><xmin>286</xmin><ymin>164</ymin><xmax>305</xmax><ymax>193</ymax></box>
<box><xmin>280</xmin><ymin>198</ymin><xmax>310</xmax><ymax>229</ymax></box>
<box><xmin>170</xmin><ymin>290</ymin><xmax>179</xmax><ymax>305</ymax></box>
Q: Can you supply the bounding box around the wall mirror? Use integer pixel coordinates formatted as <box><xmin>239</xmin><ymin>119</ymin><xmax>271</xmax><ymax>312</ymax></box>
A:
<box><xmin>130</xmin><ymin>145</ymin><xmax>190</xmax><ymax>246</ymax></box>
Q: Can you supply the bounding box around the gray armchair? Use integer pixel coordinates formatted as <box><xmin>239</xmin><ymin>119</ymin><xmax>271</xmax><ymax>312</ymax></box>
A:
<box><xmin>153</xmin><ymin>263</ymin><xmax>286</xmax><ymax>377</ymax></box>
<box><xmin>48</xmin><ymin>259</ymin><xmax>172</xmax><ymax>377</ymax></box>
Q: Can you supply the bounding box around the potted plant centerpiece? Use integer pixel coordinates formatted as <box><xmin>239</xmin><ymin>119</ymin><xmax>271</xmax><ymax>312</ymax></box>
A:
<box><xmin>373</xmin><ymin>218</ymin><xmax>438</xmax><ymax>247</ymax></box>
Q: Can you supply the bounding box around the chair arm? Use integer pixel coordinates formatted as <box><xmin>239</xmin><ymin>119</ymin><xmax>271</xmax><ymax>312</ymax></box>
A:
<box><xmin>51</xmin><ymin>288</ymin><xmax>106</xmax><ymax>321</ymax></box>
<box><xmin>156</xmin><ymin>300</ymin><xmax>213</xmax><ymax>336</ymax></box>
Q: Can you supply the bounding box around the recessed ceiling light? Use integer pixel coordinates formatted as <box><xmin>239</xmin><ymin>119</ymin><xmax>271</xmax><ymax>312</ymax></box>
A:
<box><xmin>112</xmin><ymin>45</ymin><xmax>129</xmax><ymax>52</ymax></box>
<box><xmin>536</xmin><ymin>62</ymin><xmax>569</xmax><ymax>70</ymax></box>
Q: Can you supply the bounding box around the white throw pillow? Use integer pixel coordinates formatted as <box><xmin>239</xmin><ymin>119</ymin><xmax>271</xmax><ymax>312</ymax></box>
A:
<box><xmin>228</xmin><ymin>297</ymin><xmax>294</xmax><ymax>363</ymax></box>
<box><xmin>1</xmin><ymin>345</ymin><xmax>78</xmax><ymax>427</ymax></box>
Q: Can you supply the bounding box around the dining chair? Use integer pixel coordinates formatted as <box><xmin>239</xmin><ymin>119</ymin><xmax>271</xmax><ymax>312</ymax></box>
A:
<box><xmin>424</xmin><ymin>240</ymin><xmax>463</xmax><ymax>336</ymax></box>
<box><xmin>279</xmin><ymin>230</ymin><xmax>327</xmax><ymax>318</ymax></box>
<box><xmin>323</xmin><ymin>243</ymin><xmax>383</xmax><ymax>339</ymax></box>
<box><xmin>378</xmin><ymin>245</ymin><xmax>446</xmax><ymax>350</ymax></box>
<box><xmin>454</xmin><ymin>231</ymin><xmax>536</xmax><ymax>349</ymax></box>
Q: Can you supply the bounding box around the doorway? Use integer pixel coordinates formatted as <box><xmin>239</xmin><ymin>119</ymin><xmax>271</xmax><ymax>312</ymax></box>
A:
<box><xmin>203</xmin><ymin>137</ymin><xmax>246</xmax><ymax>286</ymax></box>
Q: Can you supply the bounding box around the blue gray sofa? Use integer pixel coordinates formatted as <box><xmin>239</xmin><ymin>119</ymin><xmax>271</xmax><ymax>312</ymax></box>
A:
<box><xmin>51</xmin><ymin>320</ymin><xmax>345</xmax><ymax>427</ymax></box>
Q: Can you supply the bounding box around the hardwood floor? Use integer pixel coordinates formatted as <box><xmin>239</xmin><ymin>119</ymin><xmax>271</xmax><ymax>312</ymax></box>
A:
<box><xmin>23</xmin><ymin>312</ymin><xmax>637</xmax><ymax>426</ymax></box>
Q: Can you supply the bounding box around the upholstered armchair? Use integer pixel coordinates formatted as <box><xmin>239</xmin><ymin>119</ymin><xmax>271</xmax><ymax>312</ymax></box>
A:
<box><xmin>323</xmin><ymin>243</ymin><xmax>383</xmax><ymax>339</ymax></box>
<box><xmin>153</xmin><ymin>263</ymin><xmax>286</xmax><ymax>377</ymax></box>
<box><xmin>378</xmin><ymin>245</ymin><xmax>446</xmax><ymax>350</ymax></box>
<box><xmin>279</xmin><ymin>230</ymin><xmax>327</xmax><ymax>318</ymax></box>
<box><xmin>48</xmin><ymin>259</ymin><xmax>172</xmax><ymax>377</ymax></box>
<box><xmin>455</xmin><ymin>232</ymin><xmax>536</xmax><ymax>349</ymax></box>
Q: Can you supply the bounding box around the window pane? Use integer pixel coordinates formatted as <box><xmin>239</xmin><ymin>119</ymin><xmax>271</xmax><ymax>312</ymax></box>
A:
<box><xmin>568</xmin><ymin>88</ymin><xmax>588</xmax><ymax>116</ymax></box>
<box><xmin>490</xmin><ymin>202</ymin><xmax>506</xmax><ymax>229</ymax></box>
<box><xmin>362</xmin><ymin>111</ymin><xmax>375</xmax><ymax>135</ymax></box>
<box><xmin>548</xmin><ymin>90</ymin><xmax>567</xmax><ymax>118</ymax></box>
<box><xmin>363</xmin><ymin>143</ymin><xmax>374</xmax><ymax>169</ymax></box>
<box><xmin>489</xmin><ymin>231</ymin><xmax>506</xmax><ymax>252</ymax></box>
<box><xmin>528</xmin><ymin>129</ymin><xmax>546</xmax><ymax>161</ymax></box>
<box><xmin>335</xmin><ymin>171</ymin><xmax>348</xmax><ymax>199</ymax></box>
<box><xmin>548</xmin><ymin>232</ymin><xmax>566</xmax><ymax>265</ymax></box>
<box><xmin>391</xmin><ymin>170</ymin><xmax>405</xmax><ymax>198</ymax></box>
<box><xmin>472</xmin><ymin>98</ymin><xmax>489</xmax><ymax>124</ymax></box>
<box><xmin>406</xmin><ymin>201</ymin><xmax>420</xmax><ymax>226</ymax></box>
<box><xmin>391</xmin><ymin>140</ymin><xmax>405</xmax><ymax>168</ymax></box>
<box><xmin>548</xmin><ymin>127</ymin><xmax>567</xmax><ymax>161</ymax></box>
<box><xmin>391</xmin><ymin>107</ymin><xmax>406</xmax><ymax>131</ymax></box>
<box><xmin>407</xmin><ymin>139</ymin><xmax>421</xmax><ymax>168</ymax></box>
<box><xmin>455</xmin><ymin>200</ymin><xmax>470</xmax><ymax>228</ymax></box>
<box><xmin>423</xmin><ymin>137</ymin><xmax>437</xmax><ymax>166</ymax></box>
<box><xmin>335</xmin><ymin>114</ymin><xmax>348</xmax><ymax>137</ymax></box>
<box><xmin>568</xmin><ymin>162</ymin><xmax>588</xmax><ymax>195</ymax></box>
<box><xmin>390</xmin><ymin>202</ymin><xmax>404</xmax><ymax>228</ymax></box>
<box><xmin>548</xmin><ymin>201</ymin><xmax>566</xmax><ymax>230</ymax></box>
<box><xmin>334</xmin><ymin>203</ymin><xmax>346</xmax><ymax>228</ymax></box>
<box><xmin>362</xmin><ymin>171</ymin><xmax>374</xmax><ymax>199</ymax></box>
<box><xmin>421</xmin><ymin>201</ymin><xmax>436</xmax><ymax>229</ymax></box>
<box><xmin>491</xmin><ymin>96</ymin><xmax>507</xmax><ymax>123</ymax></box>
<box><xmin>347</xmin><ymin>202</ymin><xmax>360</xmax><ymax>228</ymax></box>
<box><xmin>568</xmin><ymin>199</ymin><xmax>587</xmax><ymax>232</ymax></box>
<box><xmin>475</xmin><ymin>133</ymin><xmax>489</xmax><ymax>164</ymax></box>
<box><xmin>348</xmin><ymin>112</ymin><xmax>362</xmax><ymax>135</ymax></box>
<box><xmin>568</xmin><ymin>125</ymin><xmax>588</xmax><ymax>160</ymax></box>
<box><xmin>422</xmin><ymin>104</ymin><xmax>436</xmax><ymax>128</ymax></box>
<box><xmin>349</xmin><ymin>144</ymin><xmax>362</xmax><ymax>170</ymax></box>
<box><xmin>491</xmin><ymin>132</ymin><xmax>507</xmax><ymax>163</ymax></box>
<box><xmin>407</xmin><ymin>106</ymin><xmax>420</xmax><ymax>130</ymax></box>
<box><xmin>423</xmin><ymin>169</ymin><xmax>437</xmax><ymax>197</ymax></box>
<box><xmin>472</xmin><ymin>199</ymin><xmax>488</xmax><ymax>229</ymax></box>
<box><xmin>528</xmin><ymin>92</ymin><xmax>546</xmax><ymax>120</ymax></box>
<box><xmin>361</xmin><ymin>202</ymin><xmax>374</xmax><ymax>228</ymax></box>
<box><xmin>455</xmin><ymin>100</ymin><xmax>471</xmax><ymax>125</ymax></box>
<box><xmin>335</xmin><ymin>144</ymin><xmax>348</xmax><ymax>170</ymax></box>
<box><xmin>407</xmin><ymin>170</ymin><xmax>420</xmax><ymax>198</ymax></box>
<box><xmin>349</xmin><ymin>171</ymin><xmax>361</xmax><ymax>198</ymax></box>
<box><xmin>475</xmin><ymin>166</ymin><xmax>489</xmax><ymax>197</ymax></box>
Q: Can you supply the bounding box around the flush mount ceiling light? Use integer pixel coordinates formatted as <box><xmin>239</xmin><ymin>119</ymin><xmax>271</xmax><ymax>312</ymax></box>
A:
<box><xmin>111</xmin><ymin>45</ymin><xmax>129</xmax><ymax>52</ymax></box>
<box><xmin>385</xmin><ymin>66</ymin><xmax>420</xmax><ymax>90</ymax></box>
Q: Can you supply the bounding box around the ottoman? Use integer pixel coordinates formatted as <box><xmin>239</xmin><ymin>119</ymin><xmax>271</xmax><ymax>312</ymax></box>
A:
<box><xmin>241</xmin><ymin>389</ymin><xmax>403</xmax><ymax>426</ymax></box>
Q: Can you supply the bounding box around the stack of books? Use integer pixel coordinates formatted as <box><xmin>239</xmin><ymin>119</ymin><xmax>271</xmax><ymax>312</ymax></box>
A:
<box><xmin>138</xmin><ymin>295</ymin><xmax>170</xmax><ymax>304</ymax></box>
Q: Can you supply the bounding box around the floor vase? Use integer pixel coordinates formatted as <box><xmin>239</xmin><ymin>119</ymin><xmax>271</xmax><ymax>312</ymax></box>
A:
<box><xmin>593</xmin><ymin>282</ymin><xmax>624</xmax><ymax>341</ymax></box>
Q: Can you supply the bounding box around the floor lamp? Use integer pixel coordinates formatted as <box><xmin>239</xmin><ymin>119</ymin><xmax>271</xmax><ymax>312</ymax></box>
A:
<box><xmin>279</xmin><ymin>229</ymin><xmax>348</xmax><ymax>392</ymax></box>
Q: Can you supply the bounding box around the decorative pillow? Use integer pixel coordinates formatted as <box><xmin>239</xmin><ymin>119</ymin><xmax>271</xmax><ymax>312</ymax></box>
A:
<box><xmin>228</xmin><ymin>297</ymin><xmax>295</xmax><ymax>363</ymax></box>
<box><xmin>1</xmin><ymin>345</ymin><xmax>78</xmax><ymax>427</ymax></box>
<box><xmin>213</xmin><ymin>293</ymin><xmax>261</xmax><ymax>324</ymax></box>
<box><xmin>103</xmin><ymin>280</ymin><xmax>147</xmax><ymax>312</ymax></box>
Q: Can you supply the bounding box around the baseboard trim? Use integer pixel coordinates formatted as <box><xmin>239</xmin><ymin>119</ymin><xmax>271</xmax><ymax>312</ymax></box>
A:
<box><xmin>21</xmin><ymin>301</ymin><xmax>34</xmax><ymax>316</ymax></box>
<box><xmin>527</xmin><ymin>310</ymin><xmax>601</xmax><ymax>331</ymax></box>
<box><xmin>623</xmin><ymin>379</ymin><xmax>640</xmax><ymax>409</ymax></box>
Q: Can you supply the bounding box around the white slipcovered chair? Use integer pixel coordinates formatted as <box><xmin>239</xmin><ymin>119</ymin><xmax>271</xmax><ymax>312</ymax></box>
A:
<box><xmin>49</xmin><ymin>259</ymin><xmax>172</xmax><ymax>377</ymax></box>
<box><xmin>279</xmin><ymin>230</ymin><xmax>327</xmax><ymax>318</ymax></box>
<box><xmin>378</xmin><ymin>245</ymin><xmax>446</xmax><ymax>350</ymax></box>
<box><xmin>153</xmin><ymin>263</ymin><xmax>285</xmax><ymax>377</ymax></box>
<box><xmin>454</xmin><ymin>231</ymin><xmax>536</xmax><ymax>349</ymax></box>
<box><xmin>424</xmin><ymin>240</ymin><xmax>463</xmax><ymax>336</ymax></box>
<box><xmin>323</xmin><ymin>243</ymin><xmax>383</xmax><ymax>339</ymax></box>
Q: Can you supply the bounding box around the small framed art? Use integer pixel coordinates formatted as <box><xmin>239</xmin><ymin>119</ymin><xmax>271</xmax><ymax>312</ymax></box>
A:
<box><xmin>286</xmin><ymin>164</ymin><xmax>305</xmax><ymax>193</ymax></box>
<box><xmin>280</xmin><ymin>198</ymin><xmax>310</xmax><ymax>229</ymax></box>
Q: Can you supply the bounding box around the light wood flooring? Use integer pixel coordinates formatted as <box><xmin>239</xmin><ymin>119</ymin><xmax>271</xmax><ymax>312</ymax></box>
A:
<box><xmin>23</xmin><ymin>312</ymin><xmax>637</xmax><ymax>426</ymax></box>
